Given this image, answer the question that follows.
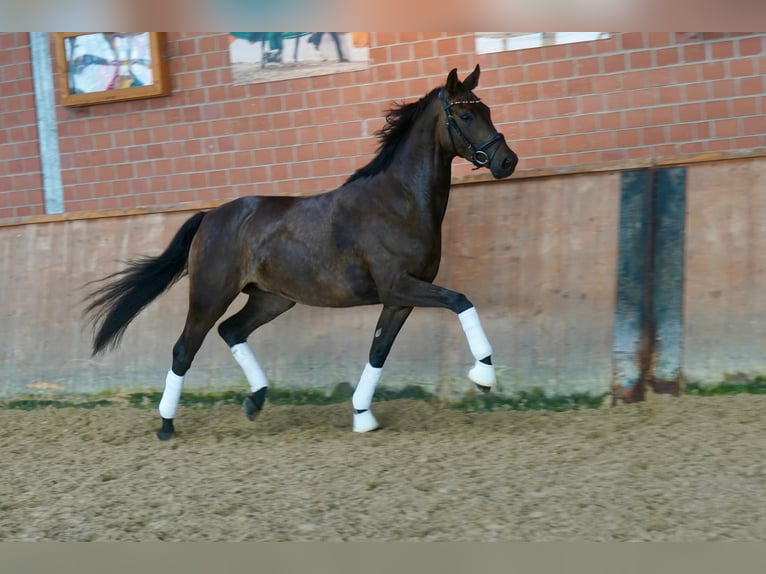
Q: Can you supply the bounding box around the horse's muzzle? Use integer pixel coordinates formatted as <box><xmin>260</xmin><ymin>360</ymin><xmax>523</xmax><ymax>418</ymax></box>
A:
<box><xmin>490</xmin><ymin>147</ymin><xmax>518</xmax><ymax>179</ymax></box>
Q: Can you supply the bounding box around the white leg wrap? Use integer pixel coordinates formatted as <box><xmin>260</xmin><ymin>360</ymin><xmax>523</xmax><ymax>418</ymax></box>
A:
<box><xmin>458</xmin><ymin>307</ymin><xmax>493</xmax><ymax>360</ymax></box>
<box><xmin>352</xmin><ymin>363</ymin><xmax>382</xmax><ymax>411</ymax></box>
<box><xmin>231</xmin><ymin>342</ymin><xmax>269</xmax><ymax>392</ymax></box>
<box><xmin>158</xmin><ymin>370</ymin><xmax>184</xmax><ymax>419</ymax></box>
<box><xmin>468</xmin><ymin>361</ymin><xmax>496</xmax><ymax>387</ymax></box>
<box><xmin>353</xmin><ymin>409</ymin><xmax>380</xmax><ymax>433</ymax></box>
<box><xmin>458</xmin><ymin>307</ymin><xmax>496</xmax><ymax>388</ymax></box>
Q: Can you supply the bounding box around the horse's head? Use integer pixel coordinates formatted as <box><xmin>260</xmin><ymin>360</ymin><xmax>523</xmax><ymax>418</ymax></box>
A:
<box><xmin>440</xmin><ymin>65</ymin><xmax>518</xmax><ymax>179</ymax></box>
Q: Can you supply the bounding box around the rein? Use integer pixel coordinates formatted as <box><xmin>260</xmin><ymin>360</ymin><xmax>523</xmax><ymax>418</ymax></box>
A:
<box><xmin>438</xmin><ymin>89</ymin><xmax>504</xmax><ymax>169</ymax></box>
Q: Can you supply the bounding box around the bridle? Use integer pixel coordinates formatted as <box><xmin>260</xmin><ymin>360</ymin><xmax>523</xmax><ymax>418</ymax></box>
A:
<box><xmin>439</xmin><ymin>89</ymin><xmax>505</xmax><ymax>169</ymax></box>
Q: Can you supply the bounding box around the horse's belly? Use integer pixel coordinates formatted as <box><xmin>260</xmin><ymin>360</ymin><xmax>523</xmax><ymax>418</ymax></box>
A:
<box><xmin>255</xmin><ymin>257</ymin><xmax>380</xmax><ymax>307</ymax></box>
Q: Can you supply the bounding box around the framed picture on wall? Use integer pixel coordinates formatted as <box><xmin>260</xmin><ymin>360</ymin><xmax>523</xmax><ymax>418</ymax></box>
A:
<box><xmin>54</xmin><ymin>32</ymin><xmax>170</xmax><ymax>107</ymax></box>
<box><xmin>229</xmin><ymin>32</ymin><xmax>370</xmax><ymax>85</ymax></box>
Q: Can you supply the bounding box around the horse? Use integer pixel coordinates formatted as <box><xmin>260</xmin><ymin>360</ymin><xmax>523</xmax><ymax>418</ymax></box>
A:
<box><xmin>84</xmin><ymin>65</ymin><xmax>518</xmax><ymax>440</ymax></box>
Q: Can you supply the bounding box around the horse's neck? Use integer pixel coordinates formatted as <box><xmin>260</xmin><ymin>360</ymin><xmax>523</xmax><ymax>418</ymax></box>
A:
<box><xmin>387</xmin><ymin>116</ymin><xmax>454</xmax><ymax>224</ymax></box>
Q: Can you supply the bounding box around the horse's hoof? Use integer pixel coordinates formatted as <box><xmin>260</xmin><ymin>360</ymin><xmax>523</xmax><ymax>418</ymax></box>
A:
<box><xmin>244</xmin><ymin>387</ymin><xmax>267</xmax><ymax>421</ymax></box>
<box><xmin>156</xmin><ymin>418</ymin><xmax>175</xmax><ymax>440</ymax></box>
<box><xmin>468</xmin><ymin>361</ymin><xmax>496</xmax><ymax>389</ymax></box>
<box><xmin>353</xmin><ymin>409</ymin><xmax>380</xmax><ymax>433</ymax></box>
<box><xmin>475</xmin><ymin>383</ymin><xmax>492</xmax><ymax>394</ymax></box>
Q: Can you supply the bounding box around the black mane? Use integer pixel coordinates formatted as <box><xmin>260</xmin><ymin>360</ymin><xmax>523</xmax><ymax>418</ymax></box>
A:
<box><xmin>345</xmin><ymin>87</ymin><xmax>441</xmax><ymax>184</ymax></box>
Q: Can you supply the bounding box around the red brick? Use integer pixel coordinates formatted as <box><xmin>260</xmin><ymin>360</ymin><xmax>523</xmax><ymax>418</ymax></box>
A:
<box><xmin>571</xmin><ymin>113</ymin><xmax>598</xmax><ymax>133</ymax></box>
<box><xmin>734</xmin><ymin>135</ymin><xmax>765</xmax><ymax>148</ymax></box>
<box><xmin>597</xmin><ymin>111</ymin><xmax>622</xmax><ymax>130</ymax></box>
<box><xmin>546</xmin><ymin>117</ymin><xmax>571</xmax><ymax>136</ymax></box>
<box><xmin>554</xmin><ymin>98</ymin><xmax>577</xmax><ymax>116</ymax></box>
<box><xmin>516</xmin><ymin>83</ymin><xmax>539</xmax><ymax>102</ymax></box>
<box><xmin>625</xmin><ymin>109</ymin><xmax>650</xmax><ymax>128</ymax></box>
<box><xmin>621</xmin><ymin>32</ymin><xmax>645</xmax><ymax>51</ymax></box>
<box><xmin>538</xmin><ymin>136</ymin><xmax>563</xmax><ymax>156</ymax></box>
<box><xmin>549</xmin><ymin>153</ymin><xmax>575</xmax><ymax>167</ymax></box>
<box><xmin>714</xmin><ymin>118</ymin><xmax>740</xmax><ymax>137</ymax></box>
<box><xmin>621</xmin><ymin>71</ymin><xmax>645</xmax><ymax>90</ymax></box>
<box><xmin>704</xmin><ymin>100</ymin><xmax>731</xmax><ymax>119</ymax></box>
<box><xmin>742</xmin><ymin>114</ymin><xmax>766</xmax><ymax>135</ymax></box>
<box><xmin>658</xmin><ymin>85</ymin><xmax>682</xmax><ymax>104</ymax></box>
<box><xmin>679</xmin><ymin>141</ymin><xmax>705</xmax><ymax>154</ymax></box>
<box><xmin>732</xmin><ymin>97</ymin><xmax>759</xmax><ymax>116</ymax></box>
<box><xmin>592</xmin><ymin>130</ymin><xmax>617</xmax><ymax>150</ymax></box>
<box><xmin>656</xmin><ymin>47</ymin><xmax>679</xmax><ymax>67</ymax></box>
<box><xmin>738</xmin><ymin>36</ymin><xmax>763</xmax><ymax>56</ymax></box>
<box><xmin>550</xmin><ymin>60</ymin><xmax>573</xmax><ymax>79</ymax></box>
<box><xmin>729</xmin><ymin>59</ymin><xmax>754</xmax><ymax>77</ymax></box>
<box><xmin>739</xmin><ymin>76</ymin><xmax>764</xmax><ymax>96</ymax></box>
<box><xmin>650</xmin><ymin>106</ymin><xmax>676</xmax><ymax>125</ymax></box>
<box><xmin>645</xmin><ymin>67</ymin><xmax>673</xmax><ymax>87</ymax></box>
<box><xmin>629</xmin><ymin>50</ymin><xmax>652</xmax><ymax>70</ymax></box>
<box><xmin>631</xmin><ymin>89</ymin><xmax>658</xmax><ymax>108</ymax></box>
<box><xmin>682</xmin><ymin>44</ymin><xmax>706</xmax><ymax>62</ymax></box>
<box><xmin>522</xmin><ymin>100</ymin><xmax>549</xmax><ymax>121</ymax></box>
<box><xmin>615</xmin><ymin>129</ymin><xmax>640</xmax><ymax>147</ymax></box>
<box><xmin>684</xmin><ymin>82</ymin><xmax>709</xmax><ymax>101</ymax></box>
<box><xmin>562</xmin><ymin>133</ymin><xmax>588</xmax><ymax>153</ymax></box>
<box><xmin>711</xmin><ymin>40</ymin><xmax>735</xmax><ymax>59</ymax></box>
<box><xmin>593</xmin><ymin>74</ymin><xmax>619</xmax><ymax>93</ymax></box>
<box><xmin>580</xmin><ymin>95</ymin><xmax>604</xmax><ymax>113</ymax></box>
<box><xmin>647</xmin><ymin>33</ymin><xmax>671</xmax><ymax>47</ymax></box>
<box><xmin>570</xmin><ymin>56</ymin><xmax>597</xmax><ymax>77</ymax></box>
<box><xmin>695</xmin><ymin>122</ymin><xmax>711</xmax><ymax>140</ymax></box>
<box><xmin>701</xmin><ymin>61</ymin><xmax>726</xmax><ymax>80</ymax></box>
<box><xmin>565</xmin><ymin>77</ymin><xmax>592</xmax><ymax>96</ymax></box>
<box><xmin>601</xmin><ymin>54</ymin><xmax>626</xmax><ymax>74</ymax></box>
<box><xmin>669</xmin><ymin>123</ymin><xmax>695</xmax><ymax>142</ymax></box>
<box><xmin>525</xmin><ymin>62</ymin><xmax>550</xmax><ymax>82</ymax></box>
<box><xmin>642</xmin><ymin>126</ymin><xmax>666</xmax><ymax>145</ymax></box>
<box><xmin>538</xmin><ymin>81</ymin><xmax>563</xmax><ymax>100</ymax></box>
<box><xmin>710</xmin><ymin>79</ymin><xmax>738</xmax><ymax>99</ymax></box>
<box><xmin>518</xmin><ymin>47</ymin><xmax>544</xmax><ymax>65</ymax></box>
<box><xmin>422</xmin><ymin>57</ymin><xmax>447</xmax><ymax>77</ymax></box>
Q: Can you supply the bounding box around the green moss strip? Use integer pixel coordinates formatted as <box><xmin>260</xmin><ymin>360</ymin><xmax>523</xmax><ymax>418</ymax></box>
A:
<box><xmin>684</xmin><ymin>376</ymin><xmax>766</xmax><ymax>396</ymax></box>
<box><xmin>450</xmin><ymin>388</ymin><xmax>605</xmax><ymax>412</ymax></box>
<box><xmin>3</xmin><ymin>377</ymin><xmax>765</xmax><ymax>412</ymax></box>
<box><xmin>4</xmin><ymin>399</ymin><xmax>115</xmax><ymax>411</ymax></box>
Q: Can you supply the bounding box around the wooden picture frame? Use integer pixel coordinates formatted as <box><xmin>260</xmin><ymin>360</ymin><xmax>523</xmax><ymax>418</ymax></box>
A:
<box><xmin>54</xmin><ymin>32</ymin><xmax>170</xmax><ymax>107</ymax></box>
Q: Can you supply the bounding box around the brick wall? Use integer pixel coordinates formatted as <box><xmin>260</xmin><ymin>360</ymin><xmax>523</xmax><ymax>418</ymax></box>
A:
<box><xmin>1</xmin><ymin>32</ymin><xmax>765</xmax><ymax>224</ymax></box>
<box><xmin>0</xmin><ymin>32</ymin><xmax>45</xmax><ymax>219</ymax></box>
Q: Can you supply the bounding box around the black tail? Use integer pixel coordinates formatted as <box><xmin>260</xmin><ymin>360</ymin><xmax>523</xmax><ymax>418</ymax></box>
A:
<box><xmin>84</xmin><ymin>211</ymin><xmax>206</xmax><ymax>356</ymax></box>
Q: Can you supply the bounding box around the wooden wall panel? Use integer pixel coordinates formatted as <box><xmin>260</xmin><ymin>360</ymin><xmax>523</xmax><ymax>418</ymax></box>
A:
<box><xmin>683</xmin><ymin>158</ymin><xmax>766</xmax><ymax>384</ymax></box>
<box><xmin>0</xmin><ymin>172</ymin><xmax>621</xmax><ymax>399</ymax></box>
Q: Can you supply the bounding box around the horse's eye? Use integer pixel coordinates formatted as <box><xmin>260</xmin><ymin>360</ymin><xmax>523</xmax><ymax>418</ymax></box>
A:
<box><xmin>459</xmin><ymin>113</ymin><xmax>472</xmax><ymax>122</ymax></box>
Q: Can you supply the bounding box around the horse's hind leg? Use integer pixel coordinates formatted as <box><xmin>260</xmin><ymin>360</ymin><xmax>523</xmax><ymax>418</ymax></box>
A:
<box><xmin>352</xmin><ymin>305</ymin><xmax>413</xmax><ymax>432</ymax></box>
<box><xmin>157</xmin><ymin>293</ymin><xmax>237</xmax><ymax>440</ymax></box>
<box><xmin>217</xmin><ymin>290</ymin><xmax>295</xmax><ymax>421</ymax></box>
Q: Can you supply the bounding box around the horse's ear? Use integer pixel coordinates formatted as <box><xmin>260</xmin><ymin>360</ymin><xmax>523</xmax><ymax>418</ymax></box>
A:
<box><xmin>445</xmin><ymin>68</ymin><xmax>460</xmax><ymax>94</ymax></box>
<box><xmin>462</xmin><ymin>65</ymin><xmax>480</xmax><ymax>91</ymax></box>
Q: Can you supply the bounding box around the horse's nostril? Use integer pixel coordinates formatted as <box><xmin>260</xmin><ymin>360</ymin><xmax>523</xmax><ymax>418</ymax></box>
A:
<box><xmin>505</xmin><ymin>153</ymin><xmax>519</xmax><ymax>170</ymax></box>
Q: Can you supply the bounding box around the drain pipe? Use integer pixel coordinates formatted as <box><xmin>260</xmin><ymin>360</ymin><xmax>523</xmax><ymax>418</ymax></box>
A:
<box><xmin>29</xmin><ymin>32</ymin><xmax>64</xmax><ymax>214</ymax></box>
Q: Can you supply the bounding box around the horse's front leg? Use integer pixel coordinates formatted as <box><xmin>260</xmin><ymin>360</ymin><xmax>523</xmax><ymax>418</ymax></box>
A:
<box><xmin>379</xmin><ymin>274</ymin><xmax>496</xmax><ymax>392</ymax></box>
<box><xmin>352</xmin><ymin>305</ymin><xmax>413</xmax><ymax>432</ymax></box>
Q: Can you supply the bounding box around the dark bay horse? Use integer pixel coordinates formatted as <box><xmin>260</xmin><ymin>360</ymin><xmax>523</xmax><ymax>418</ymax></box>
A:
<box><xmin>84</xmin><ymin>65</ymin><xmax>518</xmax><ymax>439</ymax></box>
